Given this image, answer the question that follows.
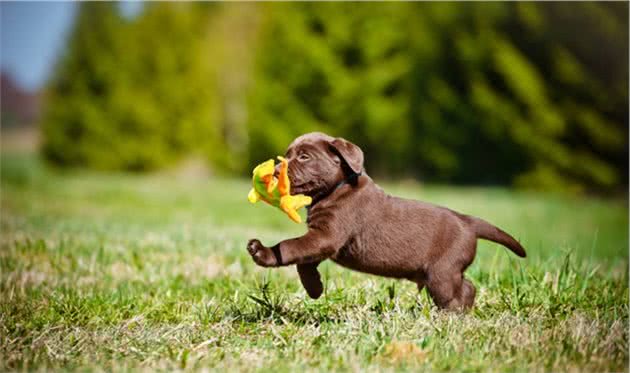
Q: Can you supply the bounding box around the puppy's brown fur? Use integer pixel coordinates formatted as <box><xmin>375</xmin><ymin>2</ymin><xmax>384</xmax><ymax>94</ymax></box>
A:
<box><xmin>247</xmin><ymin>132</ymin><xmax>526</xmax><ymax>310</ymax></box>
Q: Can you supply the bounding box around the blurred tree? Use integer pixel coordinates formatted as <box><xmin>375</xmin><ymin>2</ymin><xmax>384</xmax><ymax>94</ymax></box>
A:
<box><xmin>42</xmin><ymin>2</ymin><xmax>628</xmax><ymax>193</ymax></box>
<box><xmin>249</xmin><ymin>2</ymin><xmax>628</xmax><ymax>193</ymax></box>
<box><xmin>42</xmin><ymin>2</ymin><xmax>221</xmax><ymax>171</ymax></box>
<box><xmin>204</xmin><ymin>2</ymin><xmax>261</xmax><ymax>173</ymax></box>
<box><xmin>247</xmin><ymin>3</ymin><xmax>415</xmax><ymax>176</ymax></box>
<box><xmin>42</xmin><ymin>2</ymin><xmax>126</xmax><ymax>168</ymax></box>
<box><xmin>122</xmin><ymin>2</ymin><xmax>221</xmax><ymax>171</ymax></box>
<box><xmin>417</xmin><ymin>2</ymin><xmax>630</xmax><ymax>193</ymax></box>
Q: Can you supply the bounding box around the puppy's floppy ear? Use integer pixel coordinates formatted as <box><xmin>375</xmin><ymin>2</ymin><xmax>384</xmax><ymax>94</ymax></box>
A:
<box><xmin>329</xmin><ymin>137</ymin><xmax>364</xmax><ymax>175</ymax></box>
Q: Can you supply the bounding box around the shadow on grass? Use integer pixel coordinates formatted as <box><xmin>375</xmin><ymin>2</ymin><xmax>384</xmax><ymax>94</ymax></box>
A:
<box><xmin>227</xmin><ymin>278</ymin><xmax>437</xmax><ymax>326</ymax></box>
<box><xmin>232</xmin><ymin>280</ymin><xmax>348</xmax><ymax>325</ymax></box>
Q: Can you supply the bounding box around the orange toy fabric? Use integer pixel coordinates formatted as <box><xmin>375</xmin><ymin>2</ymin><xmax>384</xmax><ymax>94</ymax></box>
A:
<box><xmin>247</xmin><ymin>156</ymin><xmax>312</xmax><ymax>223</ymax></box>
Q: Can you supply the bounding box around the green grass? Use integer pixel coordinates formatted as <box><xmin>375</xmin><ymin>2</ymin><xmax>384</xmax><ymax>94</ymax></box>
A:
<box><xmin>1</xmin><ymin>152</ymin><xmax>628</xmax><ymax>372</ymax></box>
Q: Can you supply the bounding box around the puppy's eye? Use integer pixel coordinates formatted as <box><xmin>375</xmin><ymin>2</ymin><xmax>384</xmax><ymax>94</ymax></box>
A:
<box><xmin>297</xmin><ymin>153</ymin><xmax>310</xmax><ymax>162</ymax></box>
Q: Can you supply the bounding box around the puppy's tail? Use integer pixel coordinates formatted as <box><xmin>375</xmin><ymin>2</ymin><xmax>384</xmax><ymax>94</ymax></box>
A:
<box><xmin>468</xmin><ymin>216</ymin><xmax>526</xmax><ymax>258</ymax></box>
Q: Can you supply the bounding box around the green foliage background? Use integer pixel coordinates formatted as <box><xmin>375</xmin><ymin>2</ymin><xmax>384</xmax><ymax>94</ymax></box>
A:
<box><xmin>42</xmin><ymin>2</ymin><xmax>628</xmax><ymax>193</ymax></box>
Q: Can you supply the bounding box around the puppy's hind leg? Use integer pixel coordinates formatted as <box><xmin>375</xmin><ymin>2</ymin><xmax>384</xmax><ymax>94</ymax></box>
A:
<box><xmin>413</xmin><ymin>272</ymin><xmax>427</xmax><ymax>294</ymax></box>
<box><xmin>426</xmin><ymin>269</ymin><xmax>476</xmax><ymax>311</ymax></box>
<box><xmin>460</xmin><ymin>278</ymin><xmax>476</xmax><ymax>308</ymax></box>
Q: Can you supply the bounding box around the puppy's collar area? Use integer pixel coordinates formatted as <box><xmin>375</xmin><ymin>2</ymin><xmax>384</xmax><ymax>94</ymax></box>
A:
<box><xmin>333</xmin><ymin>171</ymin><xmax>362</xmax><ymax>192</ymax></box>
<box><xmin>308</xmin><ymin>171</ymin><xmax>363</xmax><ymax>211</ymax></box>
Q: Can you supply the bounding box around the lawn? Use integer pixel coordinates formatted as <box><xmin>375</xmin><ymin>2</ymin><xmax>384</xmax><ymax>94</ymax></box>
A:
<box><xmin>1</xmin><ymin>152</ymin><xmax>628</xmax><ymax>372</ymax></box>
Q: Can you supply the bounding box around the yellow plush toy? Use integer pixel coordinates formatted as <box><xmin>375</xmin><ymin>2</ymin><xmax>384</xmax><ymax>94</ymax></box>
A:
<box><xmin>247</xmin><ymin>156</ymin><xmax>312</xmax><ymax>223</ymax></box>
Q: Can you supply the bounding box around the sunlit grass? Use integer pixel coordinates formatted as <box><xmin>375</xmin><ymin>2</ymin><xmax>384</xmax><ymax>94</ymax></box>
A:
<box><xmin>1</xmin><ymin>153</ymin><xmax>627</xmax><ymax>371</ymax></box>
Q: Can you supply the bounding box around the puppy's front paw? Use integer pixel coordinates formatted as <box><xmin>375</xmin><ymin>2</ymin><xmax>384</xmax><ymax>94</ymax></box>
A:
<box><xmin>246</xmin><ymin>239</ymin><xmax>276</xmax><ymax>267</ymax></box>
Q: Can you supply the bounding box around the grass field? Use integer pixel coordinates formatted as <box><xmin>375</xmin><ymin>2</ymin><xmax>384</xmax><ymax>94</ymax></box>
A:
<box><xmin>1</xmin><ymin>152</ymin><xmax>628</xmax><ymax>372</ymax></box>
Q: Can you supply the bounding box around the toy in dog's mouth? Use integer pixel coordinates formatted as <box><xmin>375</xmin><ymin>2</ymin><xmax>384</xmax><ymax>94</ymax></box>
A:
<box><xmin>247</xmin><ymin>156</ymin><xmax>312</xmax><ymax>223</ymax></box>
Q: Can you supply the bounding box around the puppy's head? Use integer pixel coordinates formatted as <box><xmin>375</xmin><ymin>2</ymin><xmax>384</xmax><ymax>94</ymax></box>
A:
<box><xmin>283</xmin><ymin>132</ymin><xmax>364</xmax><ymax>198</ymax></box>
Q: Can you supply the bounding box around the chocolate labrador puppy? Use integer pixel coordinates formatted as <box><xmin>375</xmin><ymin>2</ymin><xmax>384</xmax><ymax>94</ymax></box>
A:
<box><xmin>247</xmin><ymin>132</ymin><xmax>526</xmax><ymax>310</ymax></box>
